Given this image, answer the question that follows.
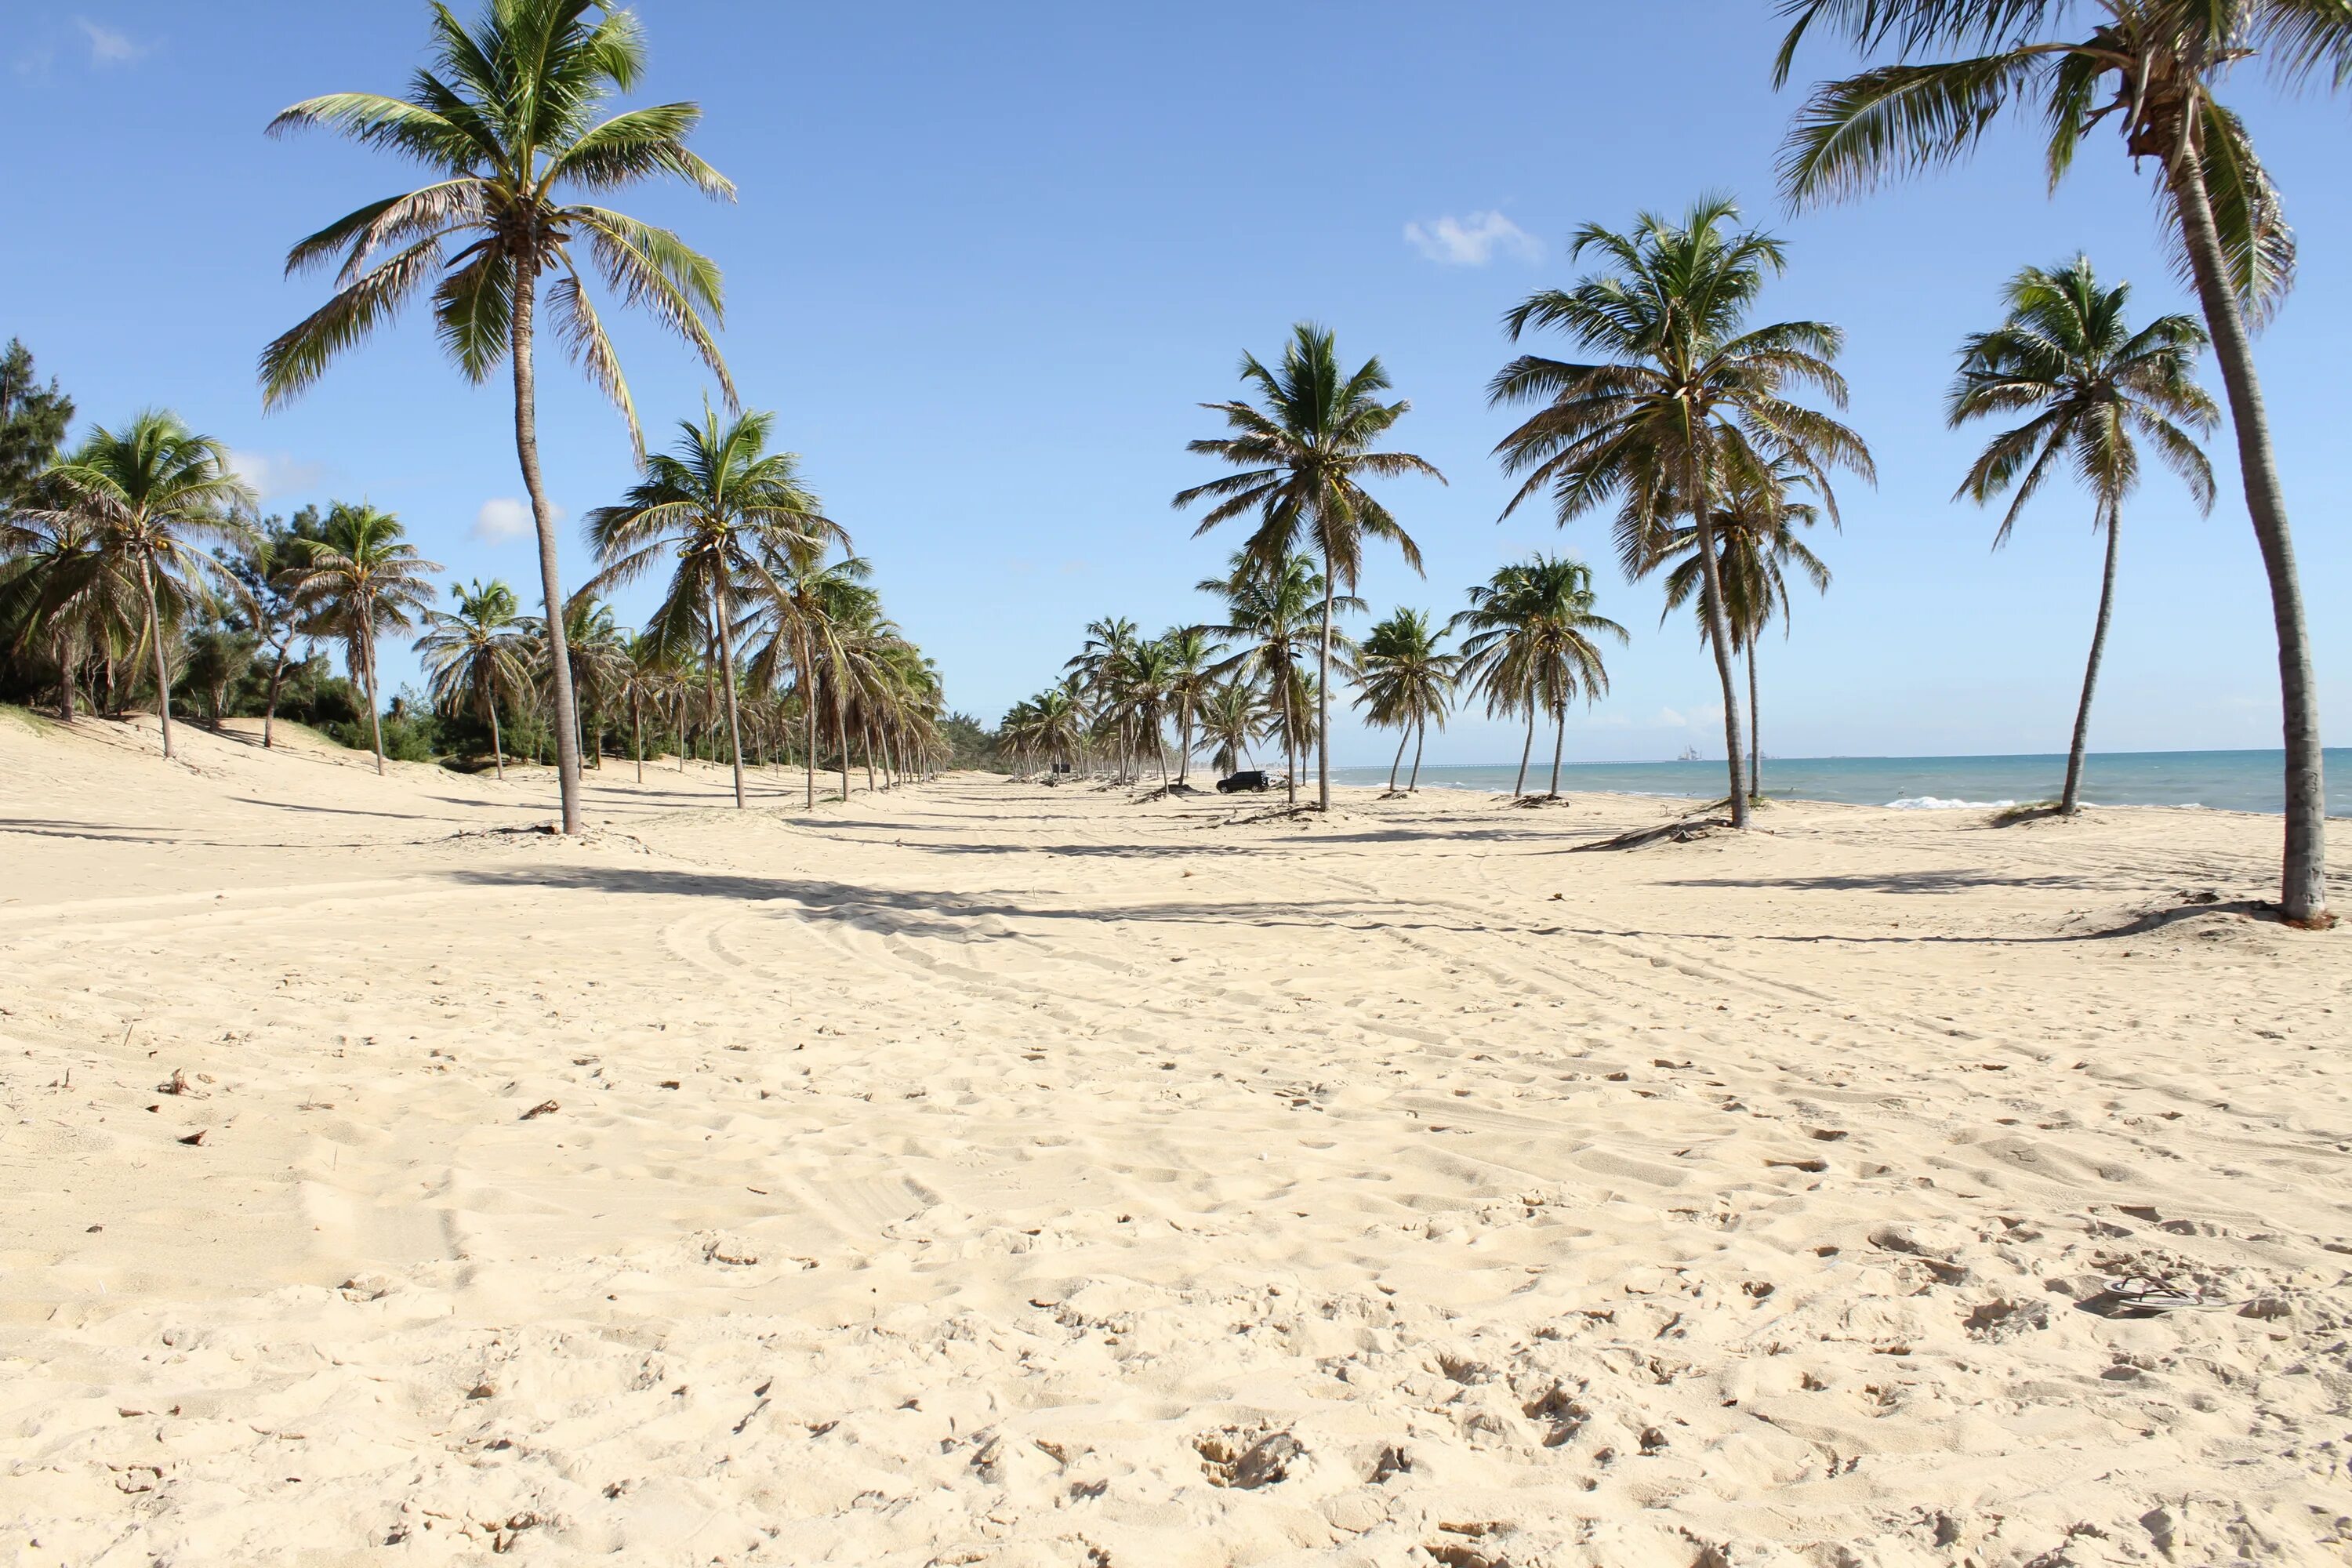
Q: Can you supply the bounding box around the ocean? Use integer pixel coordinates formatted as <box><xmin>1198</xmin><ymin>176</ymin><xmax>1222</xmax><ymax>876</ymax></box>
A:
<box><xmin>1330</xmin><ymin>749</ymin><xmax>2352</xmax><ymax>815</ymax></box>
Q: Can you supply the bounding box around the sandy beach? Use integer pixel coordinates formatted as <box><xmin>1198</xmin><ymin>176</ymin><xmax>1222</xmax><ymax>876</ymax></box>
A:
<box><xmin>2</xmin><ymin>711</ymin><xmax>2348</xmax><ymax>1566</ymax></box>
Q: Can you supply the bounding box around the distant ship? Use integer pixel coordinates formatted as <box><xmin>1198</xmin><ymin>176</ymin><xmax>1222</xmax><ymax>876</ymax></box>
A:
<box><xmin>1677</xmin><ymin>745</ymin><xmax>1701</xmax><ymax>762</ymax></box>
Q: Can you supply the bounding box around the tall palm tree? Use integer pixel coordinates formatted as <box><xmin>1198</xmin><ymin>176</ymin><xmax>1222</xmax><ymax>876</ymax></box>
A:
<box><xmin>1196</xmin><ymin>550</ymin><xmax>1358</xmax><ymax>807</ymax></box>
<box><xmin>0</xmin><ymin>511</ymin><xmax>124</xmax><ymax>723</ymax></box>
<box><xmin>289</xmin><ymin>503</ymin><xmax>441</xmax><ymax>774</ymax></box>
<box><xmin>1116</xmin><ymin>637</ymin><xmax>1180</xmax><ymax>788</ymax></box>
<box><xmin>1490</xmin><ymin>200</ymin><xmax>1871</xmax><ymax>826</ymax></box>
<box><xmin>416</xmin><ymin>577</ymin><xmax>531</xmax><ymax>779</ymax></box>
<box><xmin>1947</xmin><ymin>256</ymin><xmax>2216</xmax><ymax>815</ymax></box>
<box><xmin>748</xmin><ymin>553</ymin><xmax>877</xmax><ymax>808</ymax></box>
<box><xmin>1176</xmin><ymin>323</ymin><xmax>1445</xmax><ymax>811</ymax></box>
<box><xmin>31</xmin><ymin>412</ymin><xmax>256</xmax><ymax>757</ymax></box>
<box><xmin>1773</xmin><ymin>0</ymin><xmax>2339</xmax><ymax>918</ymax></box>
<box><xmin>1354</xmin><ymin>608</ymin><xmax>1458</xmax><ymax>794</ymax></box>
<box><xmin>1065</xmin><ymin>615</ymin><xmax>1141</xmax><ymax>779</ymax></box>
<box><xmin>586</xmin><ymin>408</ymin><xmax>842</xmax><ymax>808</ymax></box>
<box><xmin>1453</xmin><ymin>556</ymin><xmax>1627</xmax><ymax>800</ymax></box>
<box><xmin>263</xmin><ymin>0</ymin><xmax>736</xmax><ymax>837</ymax></box>
<box><xmin>545</xmin><ymin>592</ymin><xmax>627</xmax><ymax>771</ymax></box>
<box><xmin>1648</xmin><ymin>452</ymin><xmax>1835</xmax><ymax>801</ymax></box>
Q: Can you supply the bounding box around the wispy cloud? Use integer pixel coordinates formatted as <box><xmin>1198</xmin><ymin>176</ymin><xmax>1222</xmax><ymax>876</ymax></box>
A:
<box><xmin>228</xmin><ymin>448</ymin><xmax>326</xmax><ymax>503</ymax></box>
<box><xmin>473</xmin><ymin>497</ymin><xmax>561</xmax><ymax>544</ymax></box>
<box><xmin>75</xmin><ymin>19</ymin><xmax>149</xmax><ymax>66</ymax></box>
<box><xmin>1403</xmin><ymin>210</ymin><xmax>1543</xmax><ymax>267</ymax></box>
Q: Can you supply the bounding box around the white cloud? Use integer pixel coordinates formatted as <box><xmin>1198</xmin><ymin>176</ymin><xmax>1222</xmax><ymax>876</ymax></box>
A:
<box><xmin>76</xmin><ymin>19</ymin><xmax>147</xmax><ymax>65</ymax></box>
<box><xmin>227</xmin><ymin>448</ymin><xmax>325</xmax><ymax>503</ymax></box>
<box><xmin>1403</xmin><ymin>210</ymin><xmax>1543</xmax><ymax>267</ymax></box>
<box><xmin>473</xmin><ymin>497</ymin><xmax>562</xmax><ymax>544</ymax></box>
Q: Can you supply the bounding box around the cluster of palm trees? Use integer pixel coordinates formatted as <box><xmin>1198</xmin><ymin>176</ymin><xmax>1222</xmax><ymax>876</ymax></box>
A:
<box><xmin>993</xmin><ymin>0</ymin><xmax>2342</xmax><ymax>928</ymax></box>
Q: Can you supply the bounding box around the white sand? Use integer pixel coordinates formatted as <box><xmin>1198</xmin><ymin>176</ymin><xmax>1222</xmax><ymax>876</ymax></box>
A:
<box><xmin>2</xmin><ymin>709</ymin><xmax>2348</xmax><ymax>1566</ymax></box>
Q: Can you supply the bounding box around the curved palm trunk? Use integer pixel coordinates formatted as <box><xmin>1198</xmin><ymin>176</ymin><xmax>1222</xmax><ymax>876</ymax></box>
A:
<box><xmin>1684</xmin><ymin>456</ymin><xmax>1751</xmax><ymax>827</ymax></box>
<box><xmin>488</xmin><ymin>691</ymin><xmax>506</xmax><ymax>782</ymax></box>
<box><xmin>1316</xmin><ymin>549</ymin><xmax>1334</xmax><ymax>811</ymax></box>
<box><xmin>2060</xmin><ymin>505</ymin><xmax>2122</xmax><ymax>816</ymax></box>
<box><xmin>2170</xmin><ymin>156</ymin><xmax>2327</xmax><ymax>924</ymax></box>
<box><xmin>1747</xmin><ymin>643</ymin><xmax>1761</xmax><ymax>803</ymax></box>
<box><xmin>1409</xmin><ymin>715</ymin><xmax>1426</xmax><ymax>791</ymax></box>
<box><xmin>1387</xmin><ymin>724</ymin><xmax>1408</xmax><ymax>792</ymax></box>
<box><xmin>712</xmin><ymin>583</ymin><xmax>748</xmax><ymax>810</ymax></box>
<box><xmin>136</xmin><ymin>554</ymin><xmax>173</xmax><ymax>760</ymax></box>
<box><xmin>509</xmin><ymin>260</ymin><xmax>583</xmax><ymax>835</ymax></box>
<box><xmin>1514</xmin><ymin>707</ymin><xmax>1534</xmax><ymax>797</ymax></box>
<box><xmin>358</xmin><ymin>617</ymin><xmax>385</xmax><ymax>775</ymax></box>
<box><xmin>1549</xmin><ymin>704</ymin><xmax>1566</xmax><ymax>797</ymax></box>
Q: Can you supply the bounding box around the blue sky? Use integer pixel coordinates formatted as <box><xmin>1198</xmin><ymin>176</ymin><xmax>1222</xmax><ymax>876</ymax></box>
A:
<box><xmin>4</xmin><ymin>2</ymin><xmax>2345</xmax><ymax>764</ymax></box>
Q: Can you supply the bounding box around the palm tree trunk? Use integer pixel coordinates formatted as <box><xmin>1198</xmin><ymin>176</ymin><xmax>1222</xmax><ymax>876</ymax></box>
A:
<box><xmin>1409</xmin><ymin>716</ymin><xmax>1425</xmax><ymax>791</ymax></box>
<box><xmin>508</xmin><ymin>258</ymin><xmax>583</xmax><ymax>834</ymax></box>
<box><xmin>713</xmin><ymin>583</ymin><xmax>748</xmax><ymax>809</ymax></box>
<box><xmin>1549</xmin><ymin>704</ymin><xmax>1566</xmax><ymax>797</ymax></box>
<box><xmin>1684</xmin><ymin>454</ymin><xmax>1751</xmax><ymax>828</ymax></box>
<box><xmin>836</xmin><ymin>703</ymin><xmax>851</xmax><ymax>802</ymax></box>
<box><xmin>1178</xmin><ymin>703</ymin><xmax>1194</xmax><ymax>787</ymax></box>
<box><xmin>261</xmin><ymin>645</ymin><xmax>288</xmax><ymax>749</ymax></box>
<box><xmin>801</xmin><ymin>642</ymin><xmax>818</xmax><ymax>810</ymax></box>
<box><xmin>136</xmin><ymin>555</ymin><xmax>174</xmax><ymax>759</ymax></box>
<box><xmin>359</xmin><ymin>619</ymin><xmax>385</xmax><ymax>775</ymax></box>
<box><xmin>1747</xmin><ymin>642</ymin><xmax>1761</xmax><ymax>804</ymax></box>
<box><xmin>1316</xmin><ymin>549</ymin><xmax>1334</xmax><ymax>811</ymax></box>
<box><xmin>2060</xmin><ymin>504</ymin><xmax>2121</xmax><ymax>815</ymax></box>
<box><xmin>631</xmin><ymin>694</ymin><xmax>642</xmax><ymax>784</ymax></box>
<box><xmin>489</xmin><ymin>693</ymin><xmax>506</xmax><ymax>782</ymax></box>
<box><xmin>56</xmin><ymin>637</ymin><xmax>78</xmax><ymax>723</ymax></box>
<box><xmin>1387</xmin><ymin>724</ymin><xmax>1408</xmax><ymax>792</ymax></box>
<box><xmin>1515</xmin><ymin>708</ymin><xmax>1534</xmax><ymax>797</ymax></box>
<box><xmin>2169</xmin><ymin>154</ymin><xmax>2327</xmax><ymax>924</ymax></box>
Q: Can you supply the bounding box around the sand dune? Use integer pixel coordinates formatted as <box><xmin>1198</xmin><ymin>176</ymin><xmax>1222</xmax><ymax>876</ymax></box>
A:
<box><xmin>2</xmin><ymin>710</ymin><xmax>2348</xmax><ymax>1566</ymax></box>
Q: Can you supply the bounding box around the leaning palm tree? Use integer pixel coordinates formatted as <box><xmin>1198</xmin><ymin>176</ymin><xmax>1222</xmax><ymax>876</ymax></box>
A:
<box><xmin>31</xmin><ymin>412</ymin><xmax>256</xmax><ymax>757</ymax></box>
<box><xmin>416</xmin><ymin>576</ymin><xmax>531</xmax><ymax>778</ymax></box>
<box><xmin>586</xmin><ymin>408</ymin><xmax>842</xmax><ymax>808</ymax></box>
<box><xmin>1176</xmin><ymin>323</ymin><xmax>1445</xmax><ymax>811</ymax></box>
<box><xmin>263</xmin><ymin>0</ymin><xmax>735</xmax><ymax>834</ymax></box>
<box><xmin>1354</xmin><ymin>608</ymin><xmax>1458</xmax><ymax>794</ymax></box>
<box><xmin>1948</xmin><ymin>256</ymin><xmax>2216</xmax><ymax>815</ymax></box>
<box><xmin>1490</xmin><ymin>200</ymin><xmax>1871</xmax><ymax>826</ymax></box>
<box><xmin>1773</xmin><ymin>0</ymin><xmax>2337</xmax><ymax>918</ymax></box>
<box><xmin>1453</xmin><ymin>556</ymin><xmax>1627</xmax><ymax>800</ymax></box>
<box><xmin>289</xmin><ymin>503</ymin><xmax>441</xmax><ymax>773</ymax></box>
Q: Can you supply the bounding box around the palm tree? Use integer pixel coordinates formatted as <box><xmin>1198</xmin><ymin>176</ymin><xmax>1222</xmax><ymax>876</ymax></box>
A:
<box><xmin>1065</xmin><ymin>615</ymin><xmax>1141</xmax><ymax>778</ymax></box>
<box><xmin>1176</xmin><ymin>323</ymin><xmax>1445</xmax><ymax>811</ymax></box>
<box><xmin>289</xmin><ymin>503</ymin><xmax>441</xmax><ymax>773</ymax></box>
<box><xmin>1490</xmin><ymin>200</ymin><xmax>1871</xmax><ymax>826</ymax></box>
<box><xmin>615</xmin><ymin>631</ymin><xmax>679</xmax><ymax>782</ymax></box>
<box><xmin>1196</xmin><ymin>680</ymin><xmax>1262</xmax><ymax>779</ymax></box>
<box><xmin>1196</xmin><ymin>550</ymin><xmax>1358</xmax><ymax>807</ymax></box>
<box><xmin>416</xmin><ymin>577</ymin><xmax>531</xmax><ymax>778</ymax></box>
<box><xmin>1160</xmin><ymin>626</ymin><xmax>1225</xmax><ymax>787</ymax></box>
<box><xmin>586</xmin><ymin>408</ymin><xmax>842</xmax><ymax>808</ymax></box>
<box><xmin>1453</xmin><ymin>556</ymin><xmax>1627</xmax><ymax>800</ymax></box>
<box><xmin>223</xmin><ymin>512</ymin><xmax>328</xmax><ymax>750</ymax></box>
<box><xmin>31</xmin><ymin>412</ymin><xmax>256</xmax><ymax>757</ymax></box>
<box><xmin>263</xmin><ymin>0</ymin><xmax>735</xmax><ymax>836</ymax></box>
<box><xmin>1773</xmin><ymin>1</ymin><xmax>2339</xmax><ymax>918</ymax></box>
<box><xmin>1944</xmin><ymin>256</ymin><xmax>2216</xmax><ymax>815</ymax></box>
<box><xmin>1116</xmin><ymin>637</ymin><xmax>1180</xmax><ymax>788</ymax></box>
<box><xmin>1355</xmin><ymin>608</ymin><xmax>1458</xmax><ymax>793</ymax></box>
<box><xmin>544</xmin><ymin>593</ymin><xmax>628</xmax><ymax>771</ymax></box>
<box><xmin>1648</xmin><ymin>452</ymin><xmax>1835</xmax><ymax>801</ymax></box>
<box><xmin>0</xmin><ymin>511</ymin><xmax>123</xmax><ymax>723</ymax></box>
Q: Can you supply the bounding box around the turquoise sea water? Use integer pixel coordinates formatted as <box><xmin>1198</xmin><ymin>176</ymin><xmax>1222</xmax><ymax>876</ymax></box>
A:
<box><xmin>1332</xmin><ymin>749</ymin><xmax>2352</xmax><ymax>815</ymax></box>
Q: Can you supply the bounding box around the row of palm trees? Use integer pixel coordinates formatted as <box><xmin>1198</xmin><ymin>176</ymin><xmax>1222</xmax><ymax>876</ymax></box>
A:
<box><xmin>0</xmin><ymin>403</ymin><xmax>949</xmax><ymax>804</ymax></box>
<box><xmin>1005</xmin><ymin>231</ymin><xmax>2232</xmax><ymax>844</ymax></box>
